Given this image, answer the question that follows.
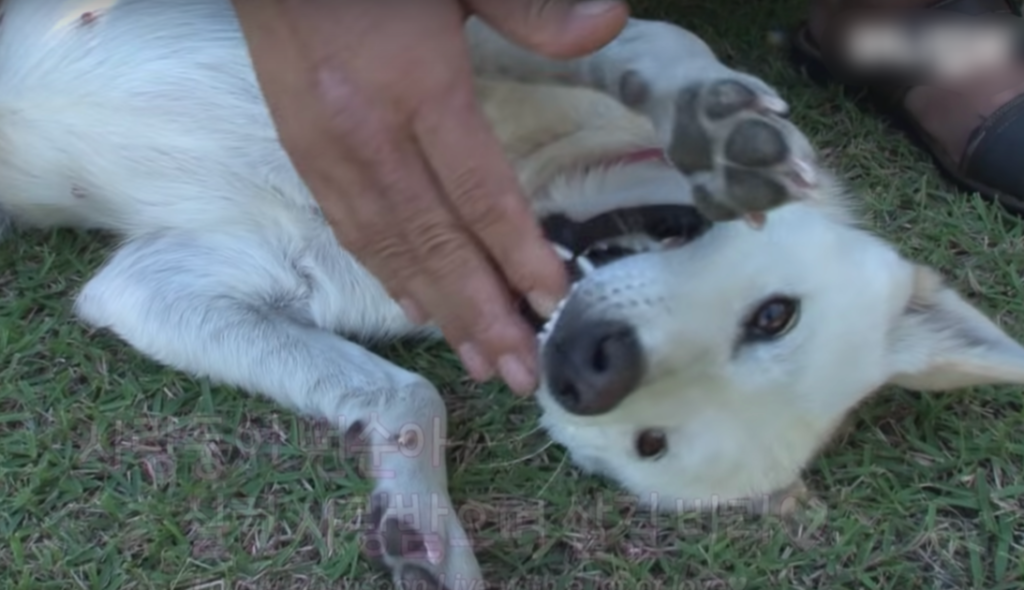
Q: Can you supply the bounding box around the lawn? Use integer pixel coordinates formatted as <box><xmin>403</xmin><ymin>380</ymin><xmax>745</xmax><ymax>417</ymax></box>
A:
<box><xmin>2</xmin><ymin>0</ymin><xmax>1023</xmax><ymax>588</ymax></box>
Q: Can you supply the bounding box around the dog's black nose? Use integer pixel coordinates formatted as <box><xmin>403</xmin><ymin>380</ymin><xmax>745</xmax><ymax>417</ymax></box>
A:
<box><xmin>543</xmin><ymin>319</ymin><xmax>645</xmax><ymax>416</ymax></box>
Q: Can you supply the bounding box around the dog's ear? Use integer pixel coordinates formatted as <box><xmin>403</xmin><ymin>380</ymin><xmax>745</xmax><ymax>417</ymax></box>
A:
<box><xmin>885</xmin><ymin>265</ymin><xmax>1024</xmax><ymax>391</ymax></box>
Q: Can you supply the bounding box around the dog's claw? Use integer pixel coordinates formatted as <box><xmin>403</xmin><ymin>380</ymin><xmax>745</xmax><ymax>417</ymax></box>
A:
<box><xmin>665</xmin><ymin>76</ymin><xmax>820</xmax><ymax>225</ymax></box>
<box><xmin>743</xmin><ymin>212</ymin><xmax>767</xmax><ymax>230</ymax></box>
<box><xmin>756</xmin><ymin>95</ymin><xmax>789</xmax><ymax>116</ymax></box>
<box><xmin>791</xmin><ymin>158</ymin><xmax>818</xmax><ymax>189</ymax></box>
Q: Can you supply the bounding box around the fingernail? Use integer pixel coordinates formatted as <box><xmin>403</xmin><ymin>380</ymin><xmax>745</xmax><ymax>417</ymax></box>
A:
<box><xmin>498</xmin><ymin>354</ymin><xmax>537</xmax><ymax>395</ymax></box>
<box><xmin>458</xmin><ymin>343</ymin><xmax>494</xmax><ymax>382</ymax></box>
<box><xmin>399</xmin><ymin>298</ymin><xmax>427</xmax><ymax>325</ymax></box>
<box><xmin>573</xmin><ymin>0</ymin><xmax>623</xmax><ymax>16</ymax></box>
<box><xmin>527</xmin><ymin>291</ymin><xmax>560</xmax><ymax>319</ymax></box>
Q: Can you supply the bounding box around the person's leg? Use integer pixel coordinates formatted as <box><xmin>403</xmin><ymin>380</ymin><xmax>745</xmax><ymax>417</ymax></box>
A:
<box><xmin>791</xmin><ymin>0</ymin><xmax>1024</xmax><ymax>215</ymax></box>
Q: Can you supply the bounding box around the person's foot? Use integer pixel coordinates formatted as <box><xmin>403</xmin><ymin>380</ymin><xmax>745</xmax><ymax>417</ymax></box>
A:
<box><xmin>793</xmin><ymin>0</ymin><xmax>1024</xmax><ymax>214</ymax></box>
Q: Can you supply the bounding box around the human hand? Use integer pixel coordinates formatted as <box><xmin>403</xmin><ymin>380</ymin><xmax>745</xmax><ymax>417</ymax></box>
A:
<box><xmin>232</xmin><ymin>0</ymin><xmax>629</xmax><ymax>394</ymax></box>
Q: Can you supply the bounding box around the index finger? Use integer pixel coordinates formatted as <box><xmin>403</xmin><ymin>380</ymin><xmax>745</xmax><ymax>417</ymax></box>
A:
<box><xmin>412</xmin><ymin>73</ymin><xmax>570</xmax><ymax>320</ymax></box>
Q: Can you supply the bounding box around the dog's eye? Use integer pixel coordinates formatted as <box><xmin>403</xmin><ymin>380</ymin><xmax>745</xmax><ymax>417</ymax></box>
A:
<box><xmin>636</xmin><ymin>429</ymin><xmax>667</xmax><ymax>460</ymax></box>
<box><xmin>743</xmin><ymin>296</ymin><xmax>800</xmax><ymax>340</ymax></box>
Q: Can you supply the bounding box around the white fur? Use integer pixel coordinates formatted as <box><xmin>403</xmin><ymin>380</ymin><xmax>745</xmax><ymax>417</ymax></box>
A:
<box><xmin>3</xmin><ymin>0</ymin><xmax>1024</xmax><ymax>586</ymax></box>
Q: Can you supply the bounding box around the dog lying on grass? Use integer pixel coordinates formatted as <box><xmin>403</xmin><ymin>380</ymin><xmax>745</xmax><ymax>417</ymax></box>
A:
<box><xmin>1</xmin><ymin>1</ymin><xmax>1023</xmax><ymax>587</ymax></box>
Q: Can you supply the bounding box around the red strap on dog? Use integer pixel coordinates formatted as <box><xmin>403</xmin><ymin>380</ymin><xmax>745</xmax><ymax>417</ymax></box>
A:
<box><xmin>594</xmin><ymin>147</ymin><xmax>672</xmax><ymax>170</ymax></box>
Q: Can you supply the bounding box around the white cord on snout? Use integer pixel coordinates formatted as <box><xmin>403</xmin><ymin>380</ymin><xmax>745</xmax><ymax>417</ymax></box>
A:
<box><xmin>536</xmin><ymin>280</ymin><xmax>578</xmax><ymax>345</ymax></box>
<box><xmin>539</xmin><ymin>243</ymin><xmax>590</xmax><ymax>346</ymax></box>
<box><xmin>575</xmin><ymin>255</ymin><xmax>595</xmax><ymax>275</ymax></box>
<box><xmin>552</xmin><ymin>243</ymin><xmax>574</xmax><ymax>262</ymax></box>
<box><xmin>551</xmin><ymin>243</ymin><xmax>595</xmax><ymax>276</ymax></box>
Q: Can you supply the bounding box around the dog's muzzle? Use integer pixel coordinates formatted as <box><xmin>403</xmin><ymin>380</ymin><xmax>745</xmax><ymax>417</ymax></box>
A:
<box><xmin>520</xmin><ymin>204</ymin><xmax>712</xmax><ymax>416</ymax></box>
<box><xmin>518</xmin><ymin>204</ymin><xmax>712</xmax><ymax>331</ymax></box>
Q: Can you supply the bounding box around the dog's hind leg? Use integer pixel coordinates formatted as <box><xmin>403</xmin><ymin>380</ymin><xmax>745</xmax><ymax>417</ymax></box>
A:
<box><xmin>466</xmin><ymin>17</ymin><xmax>823</xmax><ymax>223</ymax></box>
<box><xmin>74</xmin><ymin>232</ymin><xmax>480</xmax><ymax>590</ymax></box>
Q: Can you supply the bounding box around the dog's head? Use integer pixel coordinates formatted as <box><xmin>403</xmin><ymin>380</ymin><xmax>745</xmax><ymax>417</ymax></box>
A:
<box><xmin>527</xmin><ymin>166</ymin><xmax>1024</xmax><ymax>510</ymax></box>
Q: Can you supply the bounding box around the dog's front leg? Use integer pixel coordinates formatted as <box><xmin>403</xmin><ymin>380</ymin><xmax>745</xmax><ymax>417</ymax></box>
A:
<box><xmin>466</xmin><ymin>17</ymin><xmax>783</xmax><ymax>125</ymax></box>
<box><xmin>466</xmin><ymin>17</ymin><xmax>825</xmax><ymax>224</ymax></box>
<box><xmin>73</xmin><ymin>234</ymin><xmax>481</xmax><ymax>590</ymax></box>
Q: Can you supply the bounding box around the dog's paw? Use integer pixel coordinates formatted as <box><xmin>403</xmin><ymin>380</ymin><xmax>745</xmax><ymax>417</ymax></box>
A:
<box><xmin>622</xmin><ymin>69</ymin><xmax>820</xmax><ymax>227</ymax></box>
<box><xmin>361</xmin><ymin>487</ymin><xmax>482</xmax><ymax>590</ymax></box>
<box><xmin>668</xmin><ymin>78</ymin><xmax>819</xmax><ymax>226</ymax></box>
<box><xmin>758</xmin><ymin>479</ymin><xmax>812</xmax><ymax>518</ymax></box>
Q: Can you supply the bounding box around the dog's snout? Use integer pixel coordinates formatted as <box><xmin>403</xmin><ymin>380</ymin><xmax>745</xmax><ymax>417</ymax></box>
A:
<box><xmin>543</xmin><ymin>319</ymin><xmax>645</xmax><ymax>416</ymax></box>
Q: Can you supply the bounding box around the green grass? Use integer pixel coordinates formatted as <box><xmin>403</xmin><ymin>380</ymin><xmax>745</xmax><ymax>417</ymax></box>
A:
<box><xmin>3</xmin><ymin>1</ymin><xmax>1024</xmax><ymax>588</ymax></box>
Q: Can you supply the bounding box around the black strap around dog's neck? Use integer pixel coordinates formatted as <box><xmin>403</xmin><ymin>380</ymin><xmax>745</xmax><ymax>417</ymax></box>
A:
<box><xmin>540</xmin><ymin>204</ymin><xmax>712</xmax><ymax>258</ymax></box>
<box><xmin>518</xmin><ymin>204</ymin><xmax>713</xmax><ymax>332</ymax></box>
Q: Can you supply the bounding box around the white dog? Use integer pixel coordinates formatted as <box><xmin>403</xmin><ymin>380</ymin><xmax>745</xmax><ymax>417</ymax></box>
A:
<box><xmin>2</xmin><ymin>1</ymin><xmax>1023</xmax><ymax>588</ymax></box>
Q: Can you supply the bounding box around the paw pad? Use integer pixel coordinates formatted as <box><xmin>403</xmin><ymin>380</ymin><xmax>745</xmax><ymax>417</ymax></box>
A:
<box><xmin>362</xmin><ymin>490</ymin><xmax>457</xmax><ymax>589</ymax></box>
<box><xmin>400</xmin><ymin>564</ymin><xmax>450</xmax><ymax>590</ymax></box>
<box><xmin>666</xmin><ymin>77</ymin><xmax>819</xmax><ymax>225</ymax></box>
<box><xmin>703</xmin><ymin>79</ymin><xmax>759</xmax><ymax>120</ymax></box>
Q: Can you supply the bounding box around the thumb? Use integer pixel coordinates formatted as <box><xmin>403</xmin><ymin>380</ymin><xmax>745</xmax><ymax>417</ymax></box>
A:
<box><xmin>465</xmin><ymin>0</ymin><xmax>629</xmax><ymax>59</ymax></box>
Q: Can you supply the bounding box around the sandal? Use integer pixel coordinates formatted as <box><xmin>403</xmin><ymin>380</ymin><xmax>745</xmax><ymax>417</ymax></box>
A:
<box><xmin>788</xmin><ymin>0</ymin><xmax>1024</xmax><ymax>216</ymax></box>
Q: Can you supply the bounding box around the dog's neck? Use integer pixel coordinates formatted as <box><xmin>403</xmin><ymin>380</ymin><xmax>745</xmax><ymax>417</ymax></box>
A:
<box><xmin>475</xmin><ymin>80</ymin><xmax>672</xmax><ymax>196</ymax></box>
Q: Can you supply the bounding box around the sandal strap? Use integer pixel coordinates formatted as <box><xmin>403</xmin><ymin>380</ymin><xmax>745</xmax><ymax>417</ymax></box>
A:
<box><xmin>962</xmin><ymin>93</ymin><xmax>1024</xmax><ymax>197</ymax></box>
